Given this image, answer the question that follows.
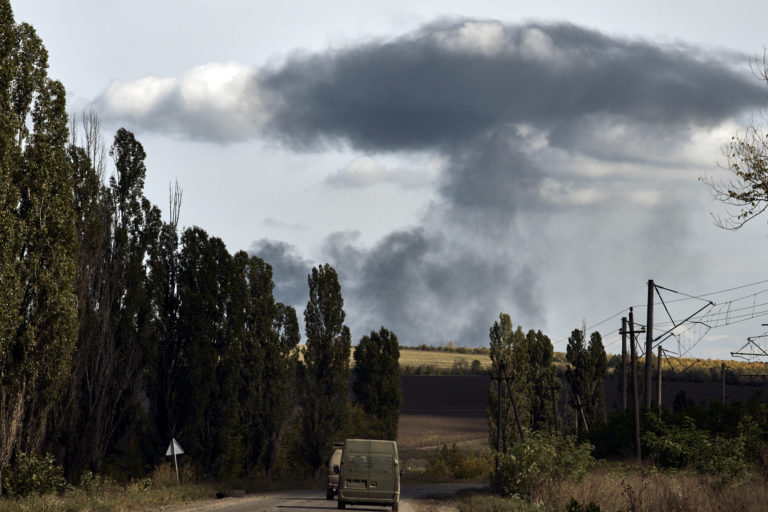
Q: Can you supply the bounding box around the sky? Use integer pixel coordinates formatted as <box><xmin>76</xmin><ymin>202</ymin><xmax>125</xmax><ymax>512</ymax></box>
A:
<box><xmin>13</xmin><ymin>1</ymin><xmax>768</xmax><ymax>360</ymax></box>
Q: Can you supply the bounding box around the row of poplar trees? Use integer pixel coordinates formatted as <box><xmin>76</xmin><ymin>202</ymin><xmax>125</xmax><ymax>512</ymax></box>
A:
<box><xmin>0</xmin><ymin>2</ymin><xmax>402</xmax><ymax>488</ymax></box>
<box><xmin>487</xmin><ymin>313</ymin><xmax>607</xmax><ymax>450</ymax></box>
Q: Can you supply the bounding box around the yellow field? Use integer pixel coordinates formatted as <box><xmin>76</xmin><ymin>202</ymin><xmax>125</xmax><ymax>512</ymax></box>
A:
<box><xmin>398</xmin><ymin>348</ymin><xmax>491</xmax><ymax>370</ymax></box>
<box><xmin>296</xmin><ymin>345</ymin><xmax>492</xmax><ymax>370</ymax></box>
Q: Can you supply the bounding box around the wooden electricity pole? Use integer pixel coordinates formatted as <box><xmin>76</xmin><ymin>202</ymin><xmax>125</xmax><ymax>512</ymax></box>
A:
<box><xmin>502</xmin><ymin>365</ymin><xmax>525</xmax><ymax>442</ymax></box>
<box><xmin>621</xmin><ymin>316</ymin><xmax>628</xmax><ymax>411</ymax></box>
<box><xmin>630</xmin><ymin>307</ymin><xmax>641</xmax><ymax>463</ymax></box>
<box><xmin>645</xmin><ymin>279</ymin><xmax>654</xmax><ymax>408</ymax></box>
<box><xmin>550</xmin><ymin>374</ymin><xmax>559</xmax><ymax>432</ymax></box>
<box><xmin>721</xmin><ymin>363</ymin><xmax>726</xmax><ymax>404</ymax></box>
<box><xmin>496</xmin><ymin>364</ymin><xmax>502</xmax><ymax>454</ymax></box>
<box><xmin>656</xmin><ymin>345</ymin><xmax>662</xmax><ymax>409</ymax></box>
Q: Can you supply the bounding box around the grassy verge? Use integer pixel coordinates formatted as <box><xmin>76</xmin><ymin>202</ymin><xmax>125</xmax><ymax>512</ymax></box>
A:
<box><xmin>0</xmin><ymin>461</ymin><xmax>323</xmax><ymax>512</ymax></box>
<box><xmin>448</xmin><ymin>463</ymin><xmax>768</xmax><ymax>512</ymax></box>
<box><xmin>0</xmin><ymin>482</ymin><xmax>216</xmax><ymax>512</ymax></box>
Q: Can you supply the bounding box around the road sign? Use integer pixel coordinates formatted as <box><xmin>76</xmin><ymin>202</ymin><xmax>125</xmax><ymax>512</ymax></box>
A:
<box><xmin>166</xmin><ymin>438</ymin><xmax>184</xmax><ymax>456</ymax></box>
<box><xmin>165</xmin><ymin>437</ymin><xmax>184</xmax><ymax>483</ymax></box>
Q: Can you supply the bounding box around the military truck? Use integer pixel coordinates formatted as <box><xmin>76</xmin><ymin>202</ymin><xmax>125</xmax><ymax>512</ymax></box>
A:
<box><xmin>326</xmin><ymin>442</ymin><xmax>344</xmax><ymax>499</ymax></box>
<box><xmin>337</xmin><ymin>439</ymin><xmax>399</xmax><ymax>511</ymax></box>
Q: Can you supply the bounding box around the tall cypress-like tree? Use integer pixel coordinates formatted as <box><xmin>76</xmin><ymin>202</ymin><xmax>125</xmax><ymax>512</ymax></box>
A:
<box><xmin>260</xmin><ymin>299</ymin><xmax>299</xmax><ymax>476</ymax></box>
<box><xmin>300</xmin><ymin>264</ymin><xmax>351</xmax><ymax>476</ymax></box>
<box><xmin>353</xmin><ymin>327</ymin><xmax>401</xmax><ymax>440</ymax></box>
<box><xmin>526</xmin><ymin>329</ymin><xmax>559</xmax><ymax>430</ymax></box>
<box><xmin>565</xmin><ymin>329</ymin><xmax>607</xmax><ymax>430</ymax></box>
<box><xmin>587</xmin><ymin>332</ymin><xmax>607</xmax><ymax>424</ymax></box>
<box><xmin>173</xmin><ymin>227</ymin><xmax>225</xmax><ymax>466</ymax></box>
<box><xmin>0</xmin><ymin>3</ymin><xmax>78</xmax><ymax>489</ymax></box>
<box><xmin>147</xmin><ymin>185</ymin><xmax>182</xmax><ymax>463</ymax></box>
<box><xmin>76</xmin><ymin>127</ymin><xmax>161</xmax><ymax>476</ymax></box>
<box><xmin>487</xmin><ymin>314</ymin><xmax>532</xmax><ymax>451</ymax></box>
<box><xmin>488</xmin><ymin>319</ymin><xmax>560</xmax><ymax>449</ymax></box>
<box><xmin>240</xmin><ymin>255</ymin><xmax>274</xmax><ymax>476</ymax></box>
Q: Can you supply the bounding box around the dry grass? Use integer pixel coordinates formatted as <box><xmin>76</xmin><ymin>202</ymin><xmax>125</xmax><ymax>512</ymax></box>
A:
<box><xmin>0</xmin><ymin>482</ymin><xmax>215</xmax><ymax>512</ymax></box>
<box><xmin>448</xmin><ymin>464</ymin><xmax>768</xmax><ymax>512</ymax></box>
<box><xmin>536</xmin><ymin>464</ymin><xmax>768</xmax><ymax>512</ymax></box>
<box><xmin>398</xmin><ymin>413</ymin><xmax>490</xmax><ymax>479</ymax></box>
<box><xmin>399</xmin><ymin>414</ymin><xmax>489</xmax><ymax>453</ymax></box>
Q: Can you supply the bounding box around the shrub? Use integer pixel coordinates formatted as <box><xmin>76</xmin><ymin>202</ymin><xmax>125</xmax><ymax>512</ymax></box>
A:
<box><xmin>426</xmin><ymin>444</ymin><xmax>491</xmax><ymax>480</ymax></box>
<box><xmin>493</xmin><ymin>431</ymin><xmax>594</xmax><ymax>497</ymax></box>
<box><xmin>643</xmin><ymin>416</ymin><xmax>746</xmax><ymax>478</ymax></box>
<box><xmin>78</xmin><ymin>470</ymin><xmax>119</xmax><ymax>496</ymax></box>
<box><xmin>566</xmin><ymin>498</ymin><xmax>602</xmax><ymax>512</ymax></box>
<box><xmin>2</xmin><ymin>452</ymin><xmax>67</xmax><ymax>497</ymax></box>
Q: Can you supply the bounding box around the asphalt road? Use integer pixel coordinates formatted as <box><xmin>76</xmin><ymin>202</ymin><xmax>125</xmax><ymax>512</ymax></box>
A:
<box><xmin>159</xmin><ymin>482</ymin><xmax>483</xmax><ymax>512</ymax></box>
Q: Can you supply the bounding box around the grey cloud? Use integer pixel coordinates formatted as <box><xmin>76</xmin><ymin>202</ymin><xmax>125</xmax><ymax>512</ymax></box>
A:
<box><xmin>248</xmin><ymin>238</ymin><xmax>311</xmax><ymax>308</ymax></box>
<box><xmin>250</xmin><ymin>20</ymin><xmax>761</xmax><ymax>346</ymax></box>
<box><xmin>261</xmin><ymin>20</ymin><xmax>763</xmax><ymax>154</ymax></box>
<box><xmin>322</xmin><ymin>228</ymin><xmax>542</xmax><ymax>345</ymax></box>
<box><xmin>438</xmin><ymin>126</ymin><xmax>545</xmax><ymax>216</ymax></box>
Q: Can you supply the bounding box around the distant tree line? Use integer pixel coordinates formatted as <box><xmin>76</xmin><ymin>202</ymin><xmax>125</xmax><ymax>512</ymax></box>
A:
<box><xmin>0</xmin><ymin>2</ymin><xmax>400</xmax><ymax>492</ymax></box>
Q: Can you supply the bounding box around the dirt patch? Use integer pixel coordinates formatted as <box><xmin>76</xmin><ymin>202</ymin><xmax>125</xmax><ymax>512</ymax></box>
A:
<box><xmin>401</xmin><ymin>375</ymin><xmax>489</xmax><ymax>418</ymax></box>
<box><xmin>398</xmin><ymin>375</ymin><xmax>490</xmax><ymax>463</ymax></box>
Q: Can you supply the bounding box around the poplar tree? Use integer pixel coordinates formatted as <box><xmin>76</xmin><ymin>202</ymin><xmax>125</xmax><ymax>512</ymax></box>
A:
<box><xmin>488</xmin><ymin>314</ymin><xmax>529</xmax><ymax>451</ymax></box>
<box><xmin>566</xmin><ymin>329</ymin><xmax>607</xmax><ymax>429</ymax></box>
<box><xmin>526</xmin><ymin>329</ymin><xmax>559</xmax><ymax>430</ymax></box>
<box><xmin>300</xmin><ymin>264</ymin><xmax>351</xmax><ymax>476</ymax></box>
<box><xmin>173</xmin><ymin>227</ymin><xmax>227</xmax><ymax>466</ymax></box>
<box><xmin>0</xmin><ymin>1</ymin><xmax>78</xmax><ymax>488</ymax></box>
<box><xmin>353</xmin><ymin>327</ymin><xmax>401</xmax><ymax>440</ymax></box>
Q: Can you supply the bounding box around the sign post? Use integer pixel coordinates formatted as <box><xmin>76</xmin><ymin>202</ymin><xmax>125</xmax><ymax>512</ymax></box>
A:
<box><xmin>165</xmin><ymin>438</ymin><xmax>185</xmax><ymax>484</ymax></box>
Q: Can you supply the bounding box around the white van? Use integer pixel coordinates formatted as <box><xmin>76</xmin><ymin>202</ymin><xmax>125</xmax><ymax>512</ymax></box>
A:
<box><xmin>337</xmin><ymin>439</ymin><xmax>399</xmax><ymax>511</ymax></box>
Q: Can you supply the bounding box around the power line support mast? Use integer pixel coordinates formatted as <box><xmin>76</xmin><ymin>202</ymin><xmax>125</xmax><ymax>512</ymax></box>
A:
<box><xmin>629</xmin><ymin>308</ymin><xmax>641</xmax><ymax>463</ymax></box>
<box><xmin>721</xmin><ymin>363</ymin><xmax>726</xmax><ymax>404</ymax></box>
<box><xmin>502</xmin><ymin>365</ymin><xmax>525</xmax><ymax>442</ymax></box>
<box><xmin>656</xmin><ymin>345</ymin><xmax>662</xmax><ymax>410</ymax></box>
<box><xmin>621</xmin><ymin>317</ymin><xmax>628</xmax><ymax>411</ymax></box>
<box><xmin>645</xmin><ymin>279</ymin><xmax>654</xmax><ymax>408</ymax></box>
<box><xmin>550</xmin><ymin>373</ymin><xmax>559</xmax><ymax>432</ymax></box>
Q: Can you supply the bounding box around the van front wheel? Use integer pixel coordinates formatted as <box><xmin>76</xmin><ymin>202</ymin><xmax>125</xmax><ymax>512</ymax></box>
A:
<box><xmin>337</xmin><ymin>499</ymin><xmax>345</xmax><ymax>509</ymax></box>
<box><xmin>392</xmin><ymin>503</ymin><xmax>398</xmax><ymax>512</ymax></box>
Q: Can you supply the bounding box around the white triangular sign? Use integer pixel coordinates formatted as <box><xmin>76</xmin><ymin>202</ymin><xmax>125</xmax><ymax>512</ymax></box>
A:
<box><xmin>165</xmin><ymin>438</ymin><xmax>184</xmax><ymax>456</ymax></box>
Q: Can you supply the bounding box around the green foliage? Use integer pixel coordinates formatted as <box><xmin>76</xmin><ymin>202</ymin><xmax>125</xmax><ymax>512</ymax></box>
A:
<box><xmin>488</xmin><ymin>314</ymin><xmax>529</xmax><ymax>450</ymax></box>
<box><xmin>300</xmin><ymin>264</ymin><xmax>352</xmax><ymax>475</ymax></box>
<box><xmin>488</xmin><ymin>314</ymin><xmax>559</xmax><ymax>453</ymax></box>
<box><xmin>565</xmin><ymin>499</ymin><xmax>601</xmax><ymax>512</ymax></box>
<box><xmin>426</xmin><ymin>444</ymin><xmax>491</xmax><ymax>480</ymax></box>
<box><xmin>643</xmin><ymin>416</ymin><xmax>746</xmax><ymax>478</ymax></box>
<box><xmin>2</xmin><ymin>453</ymin><xmax>67</xmax><ymax>497</ymax></box>
<box><xmin>493</xmin><ymin>432</ymin><xmax>594</xmax><ymax>497</ymax></box>
<box><xmin>353</xmin><ymin>327</ymin><xmax>401</xmax><ymax>440</ymax></box>
<box><xmin>0</xmin><ymin>3</ymin><xmax>79</xmax><ymax>483</ymax></box>
<box><xmin>565</xmin><ymin>330</ymin><xmax>607</xmax><ymax>429</ymax></box>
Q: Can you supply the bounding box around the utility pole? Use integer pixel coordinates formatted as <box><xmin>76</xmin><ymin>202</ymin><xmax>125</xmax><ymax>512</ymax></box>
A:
<box><xmin>493</xmin><ymin>361</ymin><xmax>503</xmax><ymax>475</ymax></box>
<box><xmin>550</xmin><ymin>373</ymin><xmax>559</xmax><ymax>432</ymax></box>
<box><xmin>621</xmin><ymin>317</ymin><xmax>628</xmax><ymax>411</ymax></box>
<box><xmin>721</xmin><ymin>363</ymin><xmax>726</xmax><ymax>404</ymax></box>
<box><xmin>656</xmin><ymin>345</ymin><xmax>662</xmax><ymax>409</ymax></box>
<box><xmin>629</xmin><ymin>307</ymin><xmax>641</xmax><ymax>463</ymax></box>
<box><xmin>502</xmin><ymin>365</ymin><xmax>525</xmax><ymax>442</ymax></box>
<box><xmin>645</xmin><ymin>279</ymin><xmax>654</xmax><ymax>408</ymax></box>
<box><xmin>496</xmin><ymin>362</ymin><xmax>503</xmax><ymax>455</ymax></box>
